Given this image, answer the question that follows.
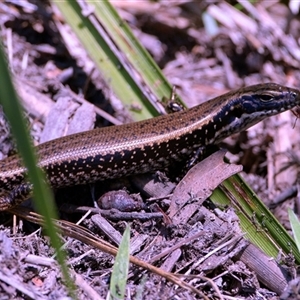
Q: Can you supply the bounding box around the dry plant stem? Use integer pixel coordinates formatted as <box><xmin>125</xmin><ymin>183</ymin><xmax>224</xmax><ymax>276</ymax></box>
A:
<box><xmin>73</xmin><ymin>270</ymin><xmax>104</xmax><ymax>300</ymax></box>
<box><xmin>194</xmin><ymin>275</ymin><xmax>224</xmax><ymax>300</ymax></box>
<box><xmin>68</xmin><ymin>249</ymin><xmax>95</xmax><ymax>266</ymax></box>
<box><xmin>23</xmin><ymin>250</ymin><xmax>101</xmax><ymax>298</ymax></box>
<box><xmin>66</xmin><ymin>86</ymin><xmax>123</xmax><ymax>125</ymax></box>
<box><xmin>159</xmin><ymin>249</ymin><xmax>181</xmax><ymax>273</ymax></box>
<box><xmin>149</xmin><ymin>230</ymin><xmax>207</xmax><ymax>264</ymax></box>
<box><xmin>9</xmin><ymin>207</ymin><xmax>208</xmax><ymax>299</ymax></box>
<box><xmin>91</xmin><ymin>214</ymin><xmax>123</xmax><ymax>245</ymax></box>
<box><xmin>61</xmin><ymin>204</ymin><xmax>164</xmax><ymax>221</ymax></box>
<box><xmin>237</xmin><ymin>244</ymin><xmax>289</xmax><ymax>295</ymax></box>
<box><xmin>174</xmin><ymin>233</ymin><xmax>245</xmax><ymax>275</ymax></box>
<box><xmin>188</xmin><ymin>234</ymin><xmax>245</xmax><ymax>273</ymax></box>
<box><xmin>23</xmin><ymin>254</ymin><xmax>56</xmax><ymax>268</ymax></box>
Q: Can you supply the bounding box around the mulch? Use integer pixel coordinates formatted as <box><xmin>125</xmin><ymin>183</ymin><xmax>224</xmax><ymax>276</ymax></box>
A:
<box><xmin>1</xmin><ymin>1</ymin><xmax>300</xmax><ymax>299</ymax></box>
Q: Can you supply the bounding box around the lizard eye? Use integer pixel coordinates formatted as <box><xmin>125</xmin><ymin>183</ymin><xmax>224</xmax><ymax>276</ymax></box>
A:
<box><xmin>258</xmin><ymin>93</ymin><xmax>274</xmax><ymax>101</ymax></box>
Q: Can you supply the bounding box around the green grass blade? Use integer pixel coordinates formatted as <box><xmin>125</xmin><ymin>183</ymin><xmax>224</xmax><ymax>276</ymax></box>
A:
<box><xmin>288</xmin><ymin>208</ymin><xmax>300</xmax><ymax>253</ymax></box>
<box><xmin>91</xmin><ymin>1</ymin><xmax>174</xmax><ymax>104</ymax></box>
<box><xmin>54</xmin><ymin>0</ymin><xmax>176</xmax><ymax>121</ymax></box>
<box><xmin>0</xmin><ymin>41</ymin><xmax>76</xmax><ymax>297</ymax></box>
<box><xmin>110</xmin><ymin>224</ymin><xmax>130</xmax><ymax>300</ymax></box>
<box><xmin>212</xmin><ymin>175</ymin><xmax>300</xmax><ymax>263</ymax></box>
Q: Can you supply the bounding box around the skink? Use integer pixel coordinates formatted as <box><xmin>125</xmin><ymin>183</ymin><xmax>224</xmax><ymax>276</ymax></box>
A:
<box><xmin>0</xmin><ymin>83</ymin><xmax>299</xmax><ymax>210</ymax></box>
